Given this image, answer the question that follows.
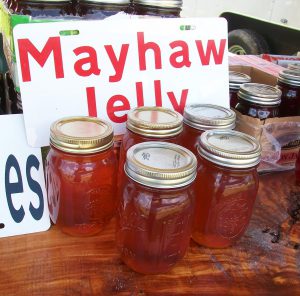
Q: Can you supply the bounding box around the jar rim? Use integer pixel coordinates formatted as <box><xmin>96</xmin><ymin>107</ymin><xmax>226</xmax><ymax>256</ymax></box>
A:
<box><xmin>238</xmin><ymin>83</ymin><xmax>281</xmax><ymax>106</ymax></box>
<box><xmin>278</xmin><ymin>69</ymin><xmax>300</xmax><ymax>87</ymax></box>
<box><xmin>229</xmin><ymin>71</ymin><xmax>251</xmax><ymax>90</ymax></box>
<box><xmin>198</xmin><ymin>129</ymin><xmax>261</xmax><ymax>168</ymax></box>
<box><xmin>50</xmin><ymin>116</ymin><xmax>114</xmax><ymax>154</ymax></box>
<box><xmin>127</xmin><ymin>106</ymin><xmax>183</xmax><ymax>138</ymax></box>
<box><xmin>183</xmin><ymin>104</ymin><xmax>236</xmax><ymax>131</ymax></box>
<box><xmin>125</xmin><ymin>141</ymin><xmax>197</xmax><ymax>188</ymax></box>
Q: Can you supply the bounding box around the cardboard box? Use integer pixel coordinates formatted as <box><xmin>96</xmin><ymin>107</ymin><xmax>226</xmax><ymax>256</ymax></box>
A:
<box><xmin>230</xmin><ymin>64</ymin><xmax>300</xmax><ymax>173</ymax></box>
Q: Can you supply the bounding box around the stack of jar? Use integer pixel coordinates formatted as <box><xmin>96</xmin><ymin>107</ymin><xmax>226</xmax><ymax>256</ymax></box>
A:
<box><xmin>45</xmin><ymin>103</ymin><xmax>262</xmax><ymax>274</ymax></box>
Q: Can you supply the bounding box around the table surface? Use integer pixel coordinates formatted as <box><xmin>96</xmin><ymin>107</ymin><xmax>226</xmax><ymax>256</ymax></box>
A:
<box><xmin>0</xmin><ymin>170</ymin><xmax>299</xmax><ymax>296</ymax></box>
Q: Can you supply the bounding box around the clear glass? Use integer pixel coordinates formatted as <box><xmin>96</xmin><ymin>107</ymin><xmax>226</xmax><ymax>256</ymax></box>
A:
<box><xmin>192</xmin><ymin>155</ymin><xmax>259</xmax><ymax>248</ymax></box>
<box><xmin>46</xmin><ymin>145</ymin><xmax>118</xmax><ymax>236</ymax></box>
<box><xmin>277</xmin><ymin>80</ymin><xmax>300</xmax><ymax>117</ymax></box>
<box><xmin>116</xmin><ymin>175</ymin><xmax>195</xmax><ymax>274</ymax></box>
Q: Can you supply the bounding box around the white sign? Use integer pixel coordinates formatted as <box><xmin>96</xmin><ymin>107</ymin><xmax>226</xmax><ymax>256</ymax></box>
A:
<box><xmin>14</xmin><ymin>18</ymin><xmax>229</xmax><ymax>147</ymax></box>
<box><xmin>0</xmin><ymin>115</ymin><xmax>50</xmax><ymax>237</ymax></box>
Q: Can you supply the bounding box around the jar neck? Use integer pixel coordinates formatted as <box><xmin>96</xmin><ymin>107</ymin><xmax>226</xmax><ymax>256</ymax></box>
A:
<box><xmin>237</xmin><ymin>97</ymin><xmax>280</xmax><ymax>108</ymax></box>
<box><xmin>50</xmin><ymin>143</ymin><xmax>114</xmax><ymax>158</ymax></box>
<box><xmin>127</xmin><ymin>127</ymin><xmax>181</xmax><ymax>140</ymax></box>
<box><xmin>277</xmin><ymin>80</ymin><xmax>300</xmax><ymax>89</ymax></box>
<box><xmin>124</xmin><ymin>173</ymin><xmax>194</xmax><ymax>193</ymax></box>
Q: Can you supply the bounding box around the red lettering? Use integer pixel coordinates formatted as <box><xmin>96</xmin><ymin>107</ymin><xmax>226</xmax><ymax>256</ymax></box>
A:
<box><xmin>86</xmin><ymin>87</ymin><xmax>98</xmax><ymax>117</ymax></box>
<box><xmin>136</xmin><ymin>82</ymin><xmax>145</xmax><ymax>107</ymax></box>
<box><xmin>137</xmin><ymin>32</ymin><xmax>162</xmax><ymax>71</ymax></box>
<box><xmin>107</xmin><ymin>95</ymin><xmax>130</xmax><ymax>123</ymax></box>
<box><xmin>195</xmin><ymin>39</ymin><xmax>226</xmax><ymax>65</ymax></box>
<box><xmin>73</xmin><ymin>46</ymin><xmax>101</xmax><ymax>77</ymax></box>
<box><xmin>105</xmin><ymin>44</ymin><xmax>129</xmax><ymax>82</ymax></box>
<box><xmin>167</xmin><ymin>89</ymin><xmax>189</xmax><ymax>113</ymax></box>
<box><xmin>169</xmin><ymin>41</ymin><xmax>191</xmax><ymax>68</ymax></box>
<box><xmin>154</xmin><ymin>80</ymin><xmax>162</xmax><ymax>107</ymax></box>
<box><xmin>18</xmin><ymin>37</ymin><xmax>64</xmax><ymax>82</ymax></box>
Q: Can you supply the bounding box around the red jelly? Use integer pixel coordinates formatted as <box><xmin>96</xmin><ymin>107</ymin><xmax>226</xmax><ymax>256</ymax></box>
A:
<box><xmin>229</xmin><ymin>71</ymin><xmax>251</xmax><ymax>108</ymax></box>
<box><xmin>117</xmin><ymin>142</ymin><xmax>197</xmax><ymax>274</ymax></box>
<box><xmin>180</xmin><ymin>104</ymin><xmax>236</xmax><ymax>158</ymax></box>
<box><xmin>277</xmin><ymin>69</ymin><xmax>300</xmax><ymax>116</ymax></box>
<box><xmin>46</xmin><ymin>116</ymin><xmax>118</xmax><ymax>236</ymax></box>
<box><xmin>235</xmin><ymin>83</ymin><xmax>281</xmax><ymax>119</ymax></box>
<box><xmin>192</xmin><ymin>130</ymin><xmax>261</xmax><ymax>248</ymax></box>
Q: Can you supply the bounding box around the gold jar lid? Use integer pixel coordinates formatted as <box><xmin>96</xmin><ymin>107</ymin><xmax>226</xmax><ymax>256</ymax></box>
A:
<box><xmin>50</xmin><ymin>116</ymin><xmax>114</xmax><ymax>154</ymax></box>
<box><xmin>229</xmin><ymin>71</ymin><xmax>251</xmax><ymax>90</ymax></box>
<box><xmin>238</xmin><ymin>83</ymin><xmax>282</xmax><ymax>106</ymax></box>
<box><xmin>183</xmin><ymin>104</ymin><xmax>236</xmax><ymax>131</ymax></box>
<box><xmin>125</xmin><ymin>142</ymin><xmax>197</xmax><ymax>188</ymax></box>
<box><xmin>126</xmin><ymin>106</ymin><xmax>183</xmax><ymax>138</ymax></box>
<box><xmin>198</xmin><ymin>130</ymin><xmax>261</xmax><ymax>168</ymax></box>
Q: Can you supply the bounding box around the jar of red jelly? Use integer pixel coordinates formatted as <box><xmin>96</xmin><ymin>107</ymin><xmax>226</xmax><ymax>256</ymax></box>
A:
<box><xmin>13</xmin><ymin>0</ymin><xmax>76</xmax><ymax>17</ymax></box>
<box><xmin>192</xmin><ymin>129</ymin><xmax>261</xmax><ymax>248</ymax></box>
<box><xmin>118</xmin><ymin>106</ymin><xmax>183</xmax><ymax>178</ymax></box>
<box><xmin>235</xmin><ymin>83</ymin><xmax>281</xmax><ymax>119</ymax></box>
<box><xmin>117</xmin><ymin>141</ymin><xmax>197</xmax><ymax>274</ymax></box>
<box><xmin>181</xmin><ymin>104</ymin><xmax>236</xmax><ymax>158</ymax></box>
<box><xmin>133</xmin><ymin>0</ymin><xmax>182</xmax><ymax>17</ymax></box>
<box><xmin>229</xmin><ymin>71</ymin><xmax>251</xmax><ymax>108</ymax></box>
<box><xmin>277</xmin><ymin>69</ymin><xmax>300</xmax><ymax>116</ymax></box>
<box><xmin>45</xmin><ymin>116</ymin><xmax>118</xmax><ymax>236</ymax></box>
<box><xmin>78</xmin><ymin>0</ymin><xmax>130</xmax><ymax>18</ymax></box>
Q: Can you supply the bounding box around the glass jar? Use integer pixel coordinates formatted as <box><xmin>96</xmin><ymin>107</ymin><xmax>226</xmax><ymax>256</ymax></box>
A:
<box><xmin>277</xmin><ymin>69</ymin><xmax>300</xmax><ymax>117</ymax></box>
<box><xmin>45</xmin><ymin>116</ymin><xmax>118</xmax><ymax>236</ymax></box>
<box><xmin>13</xmin><ymin>0</ymin><xmax>76</xmax><ymax>17</ymax></box>
<box><xmin>118</xmin><ymin>106</ymin><xmax>183</xmax><ymax>179</ymax></box>
<box><xmin>117</xmin><ymin>141</ymin><xmax>197</xmax><ymax>274</ymax></box>
<box><xmin>192</xmin><ymin>129</ymin><xmax>261</xmax><ymax>248</ymax></box>
<box><xmin>133</xmin><ymin>0</ymin><xmax>182</xmax><ymax>17</ymax></box>
<box><xmin>229</xmin><ymin>71</ymin><xmax>251</xmax><ymax>108</ymax></box>
<box><xmin>180</xmin><ymin>104</ymin><xmax>236</xmax><ymax>159</ymax></box>
<box><xmin>78</xmin><ymin>0</ymin><xmax>130</xmax><ymax>18</ymax></box>
<box><xmin>235</xmin><ymin>83</ymin><xmax>281</xmax><ymax>119</ymax></box>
